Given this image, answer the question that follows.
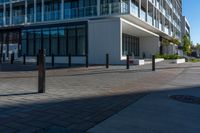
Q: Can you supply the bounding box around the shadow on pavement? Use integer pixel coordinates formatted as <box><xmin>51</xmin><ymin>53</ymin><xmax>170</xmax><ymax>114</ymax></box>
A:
<box><xmin>0</xmin><ymin>85</ymin><xmax>199</xmax><ymax>133</ymax></box>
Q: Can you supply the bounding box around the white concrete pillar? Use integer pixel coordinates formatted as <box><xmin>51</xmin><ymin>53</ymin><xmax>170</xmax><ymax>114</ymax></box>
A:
<box><xmin>34</xmin><ymin>0</ymin><xmax>36</xmax><ymax>22</ymax></box>
<box><xmin>61</xmin><ymin>0</ymin><xmax>64</xmax><ymax>19</ymax></box>
<box><xmin>9</xmin><ymin>1</ymin><xmax>12</xmax><ymax>25</ymax></box>
<box><xmin>25</xmin><ymin>0</ymin><xmax>27</xmax><ymax>23</ymax></box>
<box><xmin>42</xmin><ymin>0</ymin><xmax>44</xmax><ymax>21</ymax></box>
<box><xmin>3</xmin><ymin>3</ymin><xmax>6</xmax><ymax>25</ymax></box>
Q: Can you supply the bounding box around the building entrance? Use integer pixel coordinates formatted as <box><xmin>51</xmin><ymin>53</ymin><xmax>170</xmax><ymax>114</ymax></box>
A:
<box><xmin>0</xmin><ymin>28</ymin><xmax>21</xmax><ymax>62</ymax></box>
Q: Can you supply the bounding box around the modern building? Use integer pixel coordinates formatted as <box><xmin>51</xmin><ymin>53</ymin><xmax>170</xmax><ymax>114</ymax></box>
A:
<box><xmin>0</xmin><ymin>0</ymin><xmax>182</xmax><ymax>64</ymax></box>
<box><xmin>181</xmin><ymin>16</ymin><xmax>190</xmax><ymax>39</ymax></box>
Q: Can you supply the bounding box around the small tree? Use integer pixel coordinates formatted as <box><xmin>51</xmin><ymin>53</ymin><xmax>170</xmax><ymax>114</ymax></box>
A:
<box><xmin>183</xmin><ymin>35</ymin><xmax>192</xmax><ymax>55</ymax></box>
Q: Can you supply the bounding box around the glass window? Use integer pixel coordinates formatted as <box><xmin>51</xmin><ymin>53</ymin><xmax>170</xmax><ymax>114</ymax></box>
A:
<box><xmin>68</xmin><ymin>27</ymin><xmax>76</xmax><ymax>55</ymax></box>
<box><xmin>51</xmin><ymin>28</ymin><xmax>58</xmax><ymax>55</ymax></box>
<box><xmin>122</xmin><ymin>33</ymin><xmax>139</xmax><ymax>56</ymax></box>
<box><xmin>59</xmin><ymin>27</ymin><xmax>67</xmax><ymax>56</ymax></box>
<box><xmin>27</xmin><ymin>30</ymin><xmax>34</xmax><ymax>56</ymax></box>
<box><xmin>43</xmin><ymin>29</ymin><xmax>50</xmax><ymax>56</ymax></box>
<box><xmin>36</xmin><ymin>3</ymin><xmax>42</xmax><ymax>22</ymax></box>
<box><xmin>22</xmin><ymin>30</ymin><xmax>27</xmax><ymax>55</ymax></box>
<box><xmin>35</xmin><ymin>29</ymin><xmax>41</xmax><ymax>55</ymax></box>
<box><xmin>77</xmin><ymin>25</ymin><xmax>86</xmax><ymax>55</ymax></box>
<box><xmin>64</xmin><ymin>2</ymin><xmax>71</xmax><ymax>19</ymax></box>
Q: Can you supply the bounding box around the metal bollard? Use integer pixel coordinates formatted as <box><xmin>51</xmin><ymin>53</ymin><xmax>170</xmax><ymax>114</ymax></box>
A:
<box><xmin>106</xmin><ymin>53</ymin><xmax>109</xmax><ymax>69</ymax></box>
<box><xmin>38</xmin><ymin>49</ymin><xmax>46</xmax><ymax>93</ymax></box>
<box><xmin>2</xmin><ymin>53</ymin><xmax>5</xmax><ymax>62</ymax></box>
<box><xmin>51</xmin><ymin>54</ymin><xmax>54</xmax><ymax>67</ymax></box>
<box><xmin>10</xmin><ymin>53</ymin><xmax>14</xmax><ymax>64</ymax></box>
<box><xmin>126</xmin><ymin>54</ymin><xmax>129</xmax><ymax>69</ymax></box>
<box><xmin>86</xmin><ymin>54</ymin><xmax>88</xmax><ymax>68</ymax></box>
<box><xmin>37</xmin><ymin>54</ymin><xmax>39</xmax><ymax>66</ymax></box>
<box><xmin>68</xmin><ymin>54</ymin><xmax>71</xmax><ymax>67</ymax></box>
<box><xmin>152</xmin><ymin>55</ymin><xmax>155</xmax><ymax>71</ymax></box>
<box><xmin>0</xmin><ymin>54</ymin><xmax>2</xmax><ymax>64</ymax></box>
<box><xmin>23</xmin><ymin>54</ymin><xmax>26</xmax><ymax>65</ymax></box>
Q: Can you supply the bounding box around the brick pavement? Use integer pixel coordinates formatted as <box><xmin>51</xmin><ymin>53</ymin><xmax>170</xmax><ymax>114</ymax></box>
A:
<box><xmin>0</xmin><ymin>61</ymin><xmax>198</xmax><ymax>133</ymax></box>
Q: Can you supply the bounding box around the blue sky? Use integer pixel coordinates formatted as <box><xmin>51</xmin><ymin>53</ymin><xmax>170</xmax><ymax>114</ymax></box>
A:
<box><xmin>183</xmin><ymin>0</ymin><xmax>200</xmax><ymax>44</ymax></box>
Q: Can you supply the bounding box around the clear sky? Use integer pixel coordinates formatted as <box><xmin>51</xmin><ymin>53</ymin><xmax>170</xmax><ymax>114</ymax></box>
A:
<box><xmin>183</xmin><ymin>0</ymin><xmax>200</xmax><ymax>45</ymax></box>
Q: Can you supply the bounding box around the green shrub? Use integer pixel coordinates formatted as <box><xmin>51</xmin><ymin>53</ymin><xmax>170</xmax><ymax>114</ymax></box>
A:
<box><xmin>189</xmin><ymin>59</ymin><xmax>200</xmax><ymax>63</ymax></box>
<box><xmin>155</xmin><ymin>54</ymin><xmax>181</xmax><ymax>60</ymax></box>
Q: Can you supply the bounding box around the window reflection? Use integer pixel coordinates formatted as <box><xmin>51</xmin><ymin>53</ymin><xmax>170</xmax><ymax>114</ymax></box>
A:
<box><xmin>21</xmin><ymin>23</ymin><xmax>87</xmax><ymax>56</ymax></box>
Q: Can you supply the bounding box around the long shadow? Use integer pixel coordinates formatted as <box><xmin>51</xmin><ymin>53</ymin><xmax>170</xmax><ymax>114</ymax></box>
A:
<box><xmin>0</xmin><ymin>85</ymin><xmax>199</xmax><ymax>133</ymax></box>
<box><xmin>0</xmin><ymin>92</ymin><xmax>38</xmax><ymax>97</ymax></box>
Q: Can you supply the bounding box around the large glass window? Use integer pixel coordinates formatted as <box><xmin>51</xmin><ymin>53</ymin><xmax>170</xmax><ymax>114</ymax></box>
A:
<box><xmin>22</xmin><ymin>31</ymin><xmax>27</xmax><ymax>55</ymax></box>
<box><xmin>51</xmin><ymin>28</ymin><xmax>58</xmax><ymax>55</ymax></box>
<box><xmin>21</xmin><ymin>22</ymin><xmax>87</xmax><ymax>56</ymax></box>
<box><xmin>35</xmin><ymin>29</ymin><xmax>41</xmax><ymax>55</ymax></box>
<box><xmin>122</xmin><ymin>33</ymin><xmax>139</xmax><ymax>56</ymax></box>
<box><xmin>27</xmin><ymin>30</ymin><xmax>34</xmax><ymax>56</ymax></box>
<box><xmin>59</xmin><ymin>27</ymin><xmax>67</xmax><ymax>56</ymax></box>
<box><xmin>77</xmin><ymin>25</ymin><xmax>86</xmax><ymax>55</ymax></box>
<box><xmin>36</xmin><ymin>3</ymin><xmax>42</xmax><ymax>22</ymax></box>
<box><xmin>68</xmin><ymin>27</ymin><xmax>76</xmax><ymax>55</ymax></box>
<box><xmin>43</xmin><ymin>29</ymin><xmax>50</xmax><ymax>56</ymax></box>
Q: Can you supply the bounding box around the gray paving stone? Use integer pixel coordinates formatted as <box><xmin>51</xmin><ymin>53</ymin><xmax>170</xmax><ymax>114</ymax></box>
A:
<box><xmin>0</xmin><ymin>61</ymin><xmax>198</xmax><ymax>132</ymax></box>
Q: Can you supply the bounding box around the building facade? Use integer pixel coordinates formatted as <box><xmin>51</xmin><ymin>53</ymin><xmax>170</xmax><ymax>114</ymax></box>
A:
<box><xmin>181</xmin><ymin>16</ymin><xmax>190</xmax><ymax>39</ymax></box>
<box><xmin>0</xmin><ymin>0</ymin><xmax>182</xmax><ymax>64</ymax></box>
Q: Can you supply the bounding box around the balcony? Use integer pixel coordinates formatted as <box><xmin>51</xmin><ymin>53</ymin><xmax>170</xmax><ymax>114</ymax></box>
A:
<box><xmin>147</xmin><ymin>14</ymin><xmax>153</xmax><ymax>25</ymax></box>
<box><xmin>130</xmin><ymin>3</ymin><xmax>138</xmax><ymax>17</ymax></box>
<box><xmin>27</xmin><ymin>14</ymin><xmax>34</xmax><ymax>23</ymax></box>
<box><xmin>140</xmin><ymin>9</ymin><xmax>146</xmax><ymax>22</ymax></box>
<box><xmin>12</xmin><ymin>15</ymin><xmax>24</xmax><ymax>24</ymax></box>
<box><xmin>44</xmin><ymin>10</ymin><xmax>61</xmax><ymax>21</ymax></box>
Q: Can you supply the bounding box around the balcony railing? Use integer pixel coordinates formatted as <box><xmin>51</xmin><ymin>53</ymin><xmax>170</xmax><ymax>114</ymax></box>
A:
<box><xmin>147</xmin><ymin>14</ymin><xmax>153</xmax><ymax>25</ymax></box>
<box><xmin>140</xmin><ymin>9</ymin><xmax>146</xmax><ymax>22</ymax></box>
<box><xmin>130</xmin><ymin>3</ymin><xmax>138</xmax><ymax>17</ymax></box>
<box><xmin>12</xmin><ymin>15</ymin><xmax>24</xmax><ymax>24</ymax></box>
<box><xmin>44</xmin><ymin>10</ymin><xmax>61</xmax><ymax>21</ymax></box>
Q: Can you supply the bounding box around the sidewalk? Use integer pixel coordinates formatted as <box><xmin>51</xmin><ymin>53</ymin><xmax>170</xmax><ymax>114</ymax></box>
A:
<box><xmin>88</xmin><ymin>63</ymin><xmax>200</xmax><ymax>133</ymax></box>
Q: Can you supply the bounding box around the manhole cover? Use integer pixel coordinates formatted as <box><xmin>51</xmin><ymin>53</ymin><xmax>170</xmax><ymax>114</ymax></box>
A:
<box><xmin>170</xmin><ymin>95</ymin><xmax>200</xmax><ymax>105</ymax></box>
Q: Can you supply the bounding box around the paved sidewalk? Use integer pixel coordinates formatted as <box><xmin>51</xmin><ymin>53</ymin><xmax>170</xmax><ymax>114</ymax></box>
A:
<box><xmin>0</xmin><ymin>61</ymin><xmax>199</xmax><ymax>133</ymax></box>
<box><xmin>88</xmin><ymin>63</ymin><xmax>200</xmax><ymax>133</ymax></box>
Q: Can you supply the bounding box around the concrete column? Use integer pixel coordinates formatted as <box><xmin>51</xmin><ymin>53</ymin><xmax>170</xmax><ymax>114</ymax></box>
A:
<box><xmin>25</xmin><ymin>0</ymin><xmax>27</xmax><ymax>23</ymax></box>
<box><xmin>9</xmin><ymin>1</ymin><xmax>12</xmax><ymax>25</ymax></box>
<box><xmin>146</xmin><ymin>0</ymin><xmax>148</xmax><ymax>22</ymax></box>
<box><xmin>97</xmin><ymin>0</ymin><xmax>100</xmax><ymax>16</ymax></box>
<box><xmin>34</xmin><ymin>0</ymin><xmax>36</xmax><ymax>22</ymax></box>
<box><xmin>3</xmin><ymin>3</ymin><xmax>6</xmax><ymax>25</ymax></box>
<box><xmin>139</xmin><ymin>0</ymin><xmax>141</xmax><ymax>18</ymax></box>
<box><xmin>61</xmin><ymin>0</ymin><xmax>64</xmax><ymax>19</ymax></box>
<box><xmin>41</xmin><ymin>0</ymin><xmax>44</xmax><ymax>21</ymax></box>
<box><xmin>152</xmin><ymin>6</ymin><xmax>155</xmax><ymax>26</ymax></box>
<box><xmin>128</xmin><ymin>0</ymin><xmax>131</xmax><ymax>14</ymax></box>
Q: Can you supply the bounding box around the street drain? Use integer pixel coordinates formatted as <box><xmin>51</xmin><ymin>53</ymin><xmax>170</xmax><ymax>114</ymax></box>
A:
<box><xmin>170</xmin><ymin>95</ymin><xmax>200</xmax><ymax>105</ymax></box>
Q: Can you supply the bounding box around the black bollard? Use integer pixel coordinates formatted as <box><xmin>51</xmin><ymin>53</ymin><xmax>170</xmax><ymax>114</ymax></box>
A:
<box><xmin>37</xmin><ymin>54</ymin><xmax>39</xmax><ymax>66</ymax></box>
<box><xmin>23</xmin><ymin>54</ymin><xmax>26</xmax><ymax>65</ymax></box>
<box><xmin>106</xmin><ymin>53</ymin><xmax>109</xmax><ymax>69</ymax></box>
<box><xmin>51</xmin><ymin>54</ymin><xmax>54</xmax><ymax>67</ymax></box>
<box><xmin>38</xmin><ymin>49</ymin><xmax>46</xmax><ymax>93</ymax></box>
<box><xmin>10</xmin><ymin>53</ymin><xmax>14</xmax><ymax>64</ymax></box>
<box><xmin>2</xmin><ymin>53</ymin><xmax>5</xmax><ymax>62</ymax></box>
<box><xmin>152</xmin><ymin>55</ymin><xmax>155</xmax><ymax>71</ymax></box>
<box><xmin>86</xmin><ymin>54</ymin><xmax>88</xmax><ymax>68</ymax></box>
<box><xmin>126</xmin><ymin>54</ymin><xmax>129</xmax><ymax>69</ymax></box>
<box><xmin>68</xmin><ymin>54</ymin><xmax>71</xmax><ymax>67</ymax></box>
<box><xmin>0</xmin><ymin>54</ymin><xmax>1</xmax><ymax>64</ymax></box>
